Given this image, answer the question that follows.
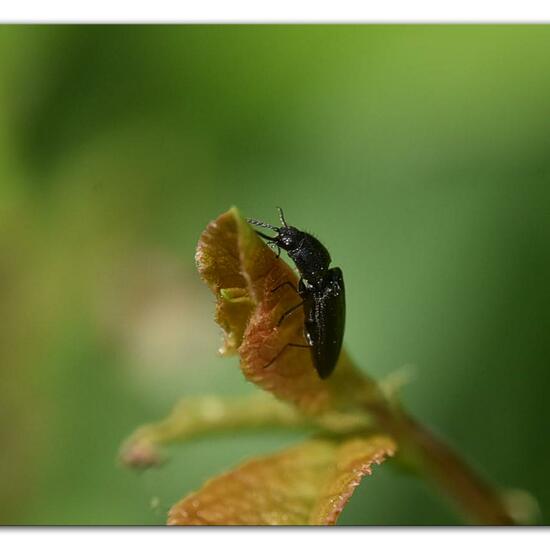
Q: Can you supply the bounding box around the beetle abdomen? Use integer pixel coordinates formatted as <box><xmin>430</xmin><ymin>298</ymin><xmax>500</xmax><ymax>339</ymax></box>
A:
<box><xmin>303</xmin><ymin>267</ymin><xmax>345</xmax><ymax>379</ymax></box>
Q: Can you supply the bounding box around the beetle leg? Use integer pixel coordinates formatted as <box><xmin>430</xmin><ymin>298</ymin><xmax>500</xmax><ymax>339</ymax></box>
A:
<box><xmin>266</xmin><ymin>241</ymin><xmax>282</xmax><ymax>258</ymax></box>
<box><xmin>277</xmin><ymin>301</ymin><xmax>304</xmax><ymax>327</ymax></box>
<box><xmin>271</xmin><ymin>281</ymin><xmax>299</xmax><ymax>295</ymax></box>
<box><xmin>262</xmin><ymin>342</ymin><xmax>311</xmax><ymax>369</ymax></box>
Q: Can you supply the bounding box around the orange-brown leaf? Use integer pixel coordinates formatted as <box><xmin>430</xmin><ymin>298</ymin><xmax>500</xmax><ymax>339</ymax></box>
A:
<box><xmin>167</xmin><ymin>435</ymin><xmax>396</xmax><ymax>526</ymax></box>
<box><xmin>196</xmin><ymin>208</ymin><xmax>377</xmax><ymax>414</ymax></box>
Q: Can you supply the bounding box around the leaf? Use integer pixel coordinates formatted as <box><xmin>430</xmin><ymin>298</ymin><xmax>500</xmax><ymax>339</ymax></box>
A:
<box><xmin>119</xmin><ymin>394</ymin><xmax>308</xmax><ymax>469</ymax></box>
<box><xmin>120</xmin><ymin>393</ymin><xmax>379</xmax><ymax>470</ymax></box>
<box><xmin>196</xmin><ymin>208</ymin><xmax>383</xmax><ymax>415</ymax></box>
<box><xmin>167</xmin><ymin>435</ymin><xmax>396</xmax><ymax>526</ymax></box>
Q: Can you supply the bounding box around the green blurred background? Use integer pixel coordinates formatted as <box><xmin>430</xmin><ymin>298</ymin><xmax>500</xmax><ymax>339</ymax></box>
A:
<box><xmin>1</xmin><ymin>25</ymin><xmax>549</xmax><ymax>525</ymax></box>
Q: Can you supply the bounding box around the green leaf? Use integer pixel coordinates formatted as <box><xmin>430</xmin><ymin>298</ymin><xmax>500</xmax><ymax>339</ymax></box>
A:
<box><xmin>120</xmin><ymin>392</ymin><xmax>381</xmax><ymax>470</ymax></box>
<box><xmin>119</xmin><ymin>394</ymin><xmax>307</xmax><ymax>469</ymax></box>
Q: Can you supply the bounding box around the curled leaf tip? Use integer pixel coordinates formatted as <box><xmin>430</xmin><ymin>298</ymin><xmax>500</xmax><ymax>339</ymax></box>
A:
<box><xmin>119</xmin><ymin>439</ymin><xmax>164</xmax><ymax>470</ymax></box>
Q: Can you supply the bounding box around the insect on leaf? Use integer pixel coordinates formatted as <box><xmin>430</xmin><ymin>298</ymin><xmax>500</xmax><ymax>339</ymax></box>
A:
<box><xmin>195</xmin><ymin>208</ymin><xmax>377</xmax><ymax>415</ymax></box>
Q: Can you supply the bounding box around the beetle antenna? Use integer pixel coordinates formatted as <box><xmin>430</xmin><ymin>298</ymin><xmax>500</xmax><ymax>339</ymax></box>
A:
<box><xmin>253</xmin><ymin>229</ymin><xmax>277</xmax><ymax>241</ymax></box>
<box><xmin>276</xmin><ymin>207</ymin><xmax>288</xmax><ymax>227</ymax></box>
<box><xmin>247</xmin><ymin>218</ymin><xmax>279</xmax><ymax>231</ymax></box>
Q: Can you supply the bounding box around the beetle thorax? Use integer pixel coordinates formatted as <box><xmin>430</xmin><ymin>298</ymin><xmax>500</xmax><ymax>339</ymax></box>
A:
<box><xmin>277</xmin><ymin>228</ymin><xmax>331</xmax><ymax>287</ymax></box>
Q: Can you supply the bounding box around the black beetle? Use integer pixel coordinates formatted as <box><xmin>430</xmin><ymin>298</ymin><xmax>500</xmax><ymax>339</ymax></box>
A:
<box><xmin>247</xmin><ymin>208</ymin><xmax>345</xmax><ymax>379</ymax></box>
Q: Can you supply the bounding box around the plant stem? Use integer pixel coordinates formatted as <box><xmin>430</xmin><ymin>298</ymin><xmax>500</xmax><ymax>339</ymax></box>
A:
<box><xmin>367</xmin><ymin>397</ymin><xmax>518</xmax><ymax>525</ymax></box>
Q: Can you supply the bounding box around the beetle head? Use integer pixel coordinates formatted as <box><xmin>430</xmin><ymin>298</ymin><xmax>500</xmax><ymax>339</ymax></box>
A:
<box><xmin>247</xmin><ymin>207</ymin><xmax>303</xmax><ymax>253</ymax></box>
<box><xmin>248</xmin><ymin>207</ymin><xmax>332</xmax><ymax>286</ymax></box>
